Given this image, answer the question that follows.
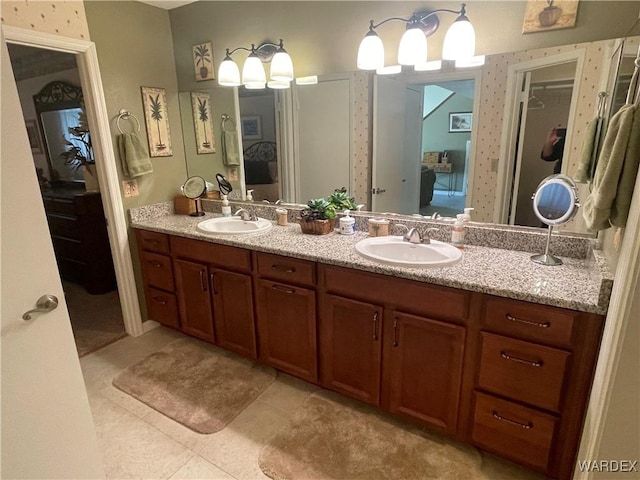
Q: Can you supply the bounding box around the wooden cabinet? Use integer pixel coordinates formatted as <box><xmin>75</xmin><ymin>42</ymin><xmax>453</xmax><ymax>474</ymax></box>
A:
<box><xmin>173</xmin><ymin>258</ymin><xmax>215</xmax><ymax>343</ymax></box>
<box><xmin>211</xmin><ymin>268</ymin><xmax>256</xmax><ymax>358</ymax></box>
<box><xmin>319</xmin><ymin>295</ymin><xmax>382</xmax><ymax>405</ymax></box>
<box><xmin>170</xmin><ymin>237</ymin><xmax>256</xmax><ymax>356</ymax></box>
<box><xmin>473</xmin><ymin>295</ymin><xmax>604</xmax><ymax>479</ymax></box>
<box><xmin>133</xmin><ymin>228</ymin><xmax>605</xmax><ymax>480</ymax></box>
<box><xmin>136</xmin><ymin>230</ymin><xmax>179</xmax><ymax>329</ymax></box>
<box><xmin>256</xmin><ymin>278</ymin><xmax>317</xmax><ymax>382</ymax></box>
<box><xmin>384</xmin><ymin>311</ymin><xmax>465</xmax><ymax>435</ymax></box>
<box><xmin>43</xmin><ymin>188</ymin><xmax>116</xmax><ymax>294</ymax></box>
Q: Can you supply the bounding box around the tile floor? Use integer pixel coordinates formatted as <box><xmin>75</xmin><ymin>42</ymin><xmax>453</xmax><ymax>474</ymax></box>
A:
<box><xmin>81</xmin><ymin>326</ymin><xmax>544</xmax><ymax>480</ymax></box>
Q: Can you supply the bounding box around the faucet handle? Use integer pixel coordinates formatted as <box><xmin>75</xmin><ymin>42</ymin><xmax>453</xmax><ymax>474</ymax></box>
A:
<box><xmin>394</xmin><ymin>223</ymin><xmax>409</xmax><ymax>235</ymax></box>
<box><xmin>424</xmin><ymin>227</ymin><xmax>440</xmax><ymax>243</ymax></box>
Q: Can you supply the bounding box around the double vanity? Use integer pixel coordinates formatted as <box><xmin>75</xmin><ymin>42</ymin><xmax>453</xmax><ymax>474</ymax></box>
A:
<box><xmin>131</xmin><ymin>201</ymin><xmax>611</xmax><ymax>480</ymax></box>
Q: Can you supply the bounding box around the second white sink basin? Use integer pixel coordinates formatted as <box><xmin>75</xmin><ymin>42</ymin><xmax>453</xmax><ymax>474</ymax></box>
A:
<box><xmin>197</xmin><ymin>216</ymin><xmax>273</xmax><ymax>235</ymax></box>
<box><xmin>355</xmin><ymin>236</ymin><xmax>462</xmax><ymax>268</ymax></box>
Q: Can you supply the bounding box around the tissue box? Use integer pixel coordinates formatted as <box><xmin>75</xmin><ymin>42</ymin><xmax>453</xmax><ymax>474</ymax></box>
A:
<box><xmin>174</xmin><ymin>195</ymin><xmax>201</xmax><ymax>215</ymax></box>
<box><xmin>423</xmin><ymin>151</ymin><xmax>441</xmax><ymax>164</ymax></box>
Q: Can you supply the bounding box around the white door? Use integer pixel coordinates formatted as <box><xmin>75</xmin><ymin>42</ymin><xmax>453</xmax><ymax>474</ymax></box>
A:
<box><xmin>1</xmin><ymin>34</ymin><xmax>104</xmax><ymax>479</ymax></box>
<box><xmin>294</xmin><ymin>76</ymin><xmax>351</xmax><ymax>202</ymax></box>
<box><xmin>372</xmin><ymin>76</ymin><xmax>422</xmax><ymax>213</ymax></box>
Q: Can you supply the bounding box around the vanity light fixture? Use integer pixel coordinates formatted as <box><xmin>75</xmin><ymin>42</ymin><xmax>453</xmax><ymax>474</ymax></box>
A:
<box><xmin>357</xmin><ymin>3</ymin><xmax>476</xmax><ymax>71</ymax></box>
<box><xmin>218</xmin><ymin>39</ymin><xmax>294</xmax><ymax>90</ymax></box>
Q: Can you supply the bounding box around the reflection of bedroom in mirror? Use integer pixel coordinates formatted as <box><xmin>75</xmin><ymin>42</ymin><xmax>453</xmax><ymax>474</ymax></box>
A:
<box><xmin>238</xmin><ymin>88</ymin><xmax>280</xmax><ymax>202</ymax></box>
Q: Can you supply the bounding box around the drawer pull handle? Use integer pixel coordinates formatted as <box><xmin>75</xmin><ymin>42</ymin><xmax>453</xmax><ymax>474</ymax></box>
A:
<box><xmin>372</xmin><ymin>311</ymin><xmax>379</xmax><ymax>341</ymax></box>
<box><xmin>501</xmin><ymin>351</ymin><xmax>543</xmax><ymax>367</ymax></box>
<box><xmin>393</xmin><ymin>317</ymin><xmax>399</xmax><ymax>347</ymax></box>
<box><xmin>506</xmin><ymin>314</ymin><xmax>550</xmax><ymax>328</ymax></box>
<box><xmin>272</xmin><ymin>284</ymin><xmax>295</xmax><ymax>294</ymax></box>
<box><xmin>152</xmin><ymin>296</ymin><xmax>167</xmax><ymax>305</ymax></box>
<box><xmin>200</xmin><ymin>270</ymin><xmax>207</xmax><ymax>292</ymax></box>
<box><xmin>148</xmin><ymin>261</ymin><xmax>162</xmax><ymax>268</ymax></box>
<box><xmin>210</xmin><ymin>272</ymin><xmax>218</xmax><ymax>294</ymax></box>
<box><xmin>145</xmin><ymin>239</ymin><xmax>160</xmax><ymax>245</ymax></box>
<box><xmin>493</xmin><ymin>411</ymin><xmax>533</xmax><ymax>429</ymax></box>
<box><xmin>271</xmin><ymin>265</ymin><xmax>296</xmax><ymax>273</ymax></box>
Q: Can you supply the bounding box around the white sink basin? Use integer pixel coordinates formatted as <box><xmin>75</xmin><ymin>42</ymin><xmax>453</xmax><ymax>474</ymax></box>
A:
<box><xmin>355</xmin><ymin>236</ymin><xmax>462</xmax><ymax>268</ymax></box>
<box><xmin>197</xmin><ymin>216</ymin><xmax>273</xmax><ymax>235</ymax></box>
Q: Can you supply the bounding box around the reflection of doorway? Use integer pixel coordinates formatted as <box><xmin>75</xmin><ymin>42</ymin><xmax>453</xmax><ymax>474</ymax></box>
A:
<box><xmin>7</xmin><ymin>43</ymin><xmax>126</xmax><ymax>357</ymax></box>
<box><xmin>238</xmin><ymin>88</ymin><xmax>281</xmax><ymax>203</ymax></box>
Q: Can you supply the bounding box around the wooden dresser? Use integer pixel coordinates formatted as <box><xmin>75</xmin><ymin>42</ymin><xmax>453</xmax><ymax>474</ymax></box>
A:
<box><xmin>42</xmin><ymin>187</ymin><xmax>116</xmax><ymax>294</ymax></box>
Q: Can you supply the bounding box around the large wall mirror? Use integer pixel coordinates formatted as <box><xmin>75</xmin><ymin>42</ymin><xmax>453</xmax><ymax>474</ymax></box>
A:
<box><xmin>178</xmin><ymin>33</ymin><xmax>638</xmax><ymax>236</ymax></box>
<box><xmin>33</xmin><ymin>80</ymin><xmax>86</xmax><ymax>184</ymax></box>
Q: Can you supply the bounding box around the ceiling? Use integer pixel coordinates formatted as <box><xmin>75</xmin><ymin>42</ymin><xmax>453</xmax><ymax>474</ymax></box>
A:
<box><xmin>137</xmin><ymin>0</ymin><xmax>197</xmax><ymax>9</ymax></box>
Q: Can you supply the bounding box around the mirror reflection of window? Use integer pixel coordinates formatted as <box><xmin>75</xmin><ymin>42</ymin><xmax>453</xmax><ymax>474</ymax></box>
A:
<box><xmin>537</xmin><ymin>183</ymin><xmax>572</xmax><ymax>221</ymax></box>
<box><xmin>41</xmin><ymin>107</ymin><xmax>84</xmax><ymax>182</ymax></box>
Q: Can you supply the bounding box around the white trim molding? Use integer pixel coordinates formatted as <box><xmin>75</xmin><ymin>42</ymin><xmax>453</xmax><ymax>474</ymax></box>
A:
<box><xmin>3</xmin><ymin>25</ymin><xmax>144</xmax><ymax>337</ymax></box>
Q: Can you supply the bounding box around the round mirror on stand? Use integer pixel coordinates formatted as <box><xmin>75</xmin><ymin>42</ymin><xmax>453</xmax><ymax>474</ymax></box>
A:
<box><xmin>181</xmin><ymin>176</ymin><xmax>207</xmax><ymax>217</ymax></box>
<box><xmin>531</xmin><ymin>174</ymin><xmax>580</xmax><ymax>266</ymax></box>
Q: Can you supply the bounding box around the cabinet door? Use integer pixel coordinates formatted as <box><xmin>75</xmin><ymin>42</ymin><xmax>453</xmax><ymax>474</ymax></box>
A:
<box><xmin>173</xmin><ymin>258</ymin><xmax>214</xmax><ymax>343</ymax></box>
<box><xmin>320</xmin><ymin>294</ymin><xmax>382</xmax><ymax>405</ymax></box>
<box><xmin>211</xmin><ymin>268</ymin><xmax>257</xmax><ymax>359</ymax></box>
<box><xmin>385</xmin><ymin>311</ymin><xmax>465</xmax><ymax>435</ymax></box>
<box><xmin>256</xmin><ymin>279</ymin><xmax>317</xmax><ymax>382</ymax></box>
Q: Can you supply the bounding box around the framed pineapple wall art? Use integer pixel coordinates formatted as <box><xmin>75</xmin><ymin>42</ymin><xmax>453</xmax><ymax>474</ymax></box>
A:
<box><xmin>193</xmin><ymin>42</ymin><xmax>215</xmax><ymax>82</ymax></box>
<box><xmin>522</xmin><ymin>0</ymin><xmax>579</xmax><ymax>33</ymax></box>
<box><xmin>141</xmin><ymin>86</ymin><xmax>173</xmax><ymax>157</ymax></box>
<box><xmin>191</xmin><ymin>91</ymin><xmax>216</xmax><ymax>154</ymax></box>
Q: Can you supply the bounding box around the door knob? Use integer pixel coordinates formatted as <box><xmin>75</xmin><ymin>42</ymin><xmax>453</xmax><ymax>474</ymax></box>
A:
<box><xmin>373</xmin><ymin>188</ymin><xmax>386</xmax><ymax>194</ymax></box>
<box><xmin>22</xmin><ymin>294</ymin><xmax>59</xmax><ymax>320</ymax></box>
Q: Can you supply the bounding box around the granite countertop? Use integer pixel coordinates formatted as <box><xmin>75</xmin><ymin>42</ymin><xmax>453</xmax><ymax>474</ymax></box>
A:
<box><xmin>131</xmin><ymin>213</ymin><xmax>611</xmax><ymax>315</ymax></box>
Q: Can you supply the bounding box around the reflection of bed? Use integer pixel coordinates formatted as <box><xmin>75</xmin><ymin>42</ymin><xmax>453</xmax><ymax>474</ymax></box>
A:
<box><xmin>243</xmin><ymin>141</ymin><xmax>279</xmax><ymax>202</ymax></box>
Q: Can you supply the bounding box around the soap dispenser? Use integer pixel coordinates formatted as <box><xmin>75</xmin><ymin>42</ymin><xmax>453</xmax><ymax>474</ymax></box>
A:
<box><xmin>451</xmin><ymin>214</ymin><xmax>466</xmax><ymax>249</ymax></box>
<box><xmin>339</xmin><ymin>210</ymin><xmax>355</xmax><ymax>235</ymax></box>
<box><xmin>246</xmin><ymin>189</ymin><xmax>254</xmax><ymax>202</ymax></box>
<box><xmin>462</xmin><ymin>207</ymin><xmax>474</xmax><ymax>222</ymax></box>
<box><xmin>221</xmin><ymin>194</ymin><xmax>231</xmax><ymax>217</ymax></box>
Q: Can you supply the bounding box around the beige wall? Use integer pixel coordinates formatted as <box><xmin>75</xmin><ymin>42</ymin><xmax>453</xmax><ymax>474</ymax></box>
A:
<box><xmin>1</xmin><ymin>0</ymin><xmax>90</xmax><ymax>40</ymax></box>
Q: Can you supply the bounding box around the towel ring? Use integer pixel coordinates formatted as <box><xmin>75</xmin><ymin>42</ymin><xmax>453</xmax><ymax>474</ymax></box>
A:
<box><xmin>221</xmin><ymin>114</ymin><xmax>236</xmax><ymax>133</ymax></box>
<box><xmin>117</xmin><ymin>109</ymin><xmax>141</xmax><ymax>134</ymax></box>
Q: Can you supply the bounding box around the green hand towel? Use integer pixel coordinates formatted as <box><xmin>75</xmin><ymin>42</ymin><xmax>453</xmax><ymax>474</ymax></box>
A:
<box><xmin>574</xmin><ymin>118</ymin><xmax>598</xmax><ymax>183</ymax></box>
<box><xmin>117</xmin><ymin>132</ymin><xmax>153</xmax><ymax>178</ymax></box>
<box><xmin>582</xmin><ymin>103</ymin><xmax>640</xmax><ymax>231</ymax></box>
<box><xmin>221</xmin><ymin>129</ymin><xmax>241</xmax><ymax>166</ymax></box>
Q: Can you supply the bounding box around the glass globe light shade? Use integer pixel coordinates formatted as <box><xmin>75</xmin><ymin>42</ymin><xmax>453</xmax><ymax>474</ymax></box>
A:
<box><xmin>398</xmin><ymin>26</ymin><xmax>427</xmax><ymax>66</ymax></box>
<box><xmin>218</xmin><ymin>58</ymin><xmax>241</xmax><ymax>86</ymax></box>
<box><xmin>442</xmin><ymin>16</ymin><xmax>475</xmax><ymax>61</ymax></box>
<box><xmin>242</xmin><ymin>55</ymin><xmax>266</xmax><ymax>85</ymax></box>
<box><xmin>270</xmin><ymin>50</ymin><xmax>294</xmax><ymax>81</ymax></box>
<box><xmin>357</xmin><ymin>30</ymin><xmax>384</xmax><ymax>70</ymax></box>
<box><xmin>267</xmin><ymin>80</ymin><xmax>291</xmax><ymax>89</ymax></box>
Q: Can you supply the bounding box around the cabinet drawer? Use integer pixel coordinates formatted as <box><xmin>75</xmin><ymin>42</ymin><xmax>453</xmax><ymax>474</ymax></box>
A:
<box><xmin>47</xmin><ymin>214</ymin><xmax>81</xmax><ymax>240</ymax></box>
<box><xmin>483</xmin><ymin>296</ymin><xmax>578</xmax><ymax>348</ymax></box>
<box><xmin>52</xmin><ymin>235</ymin><xmax>83</xmax><ymax>262</ymax></box>
<box><xmin>477</xmin><ymin>332</ymin><xmax>570</xmax><ymax>412</ymax></box>
<box><xmin>43</xmin><ymin>197</ymin><xmax>76</xmax><ymax>216</ymax></box>
<box><xmin>137</xmin><ymin>230</ymin><xmax>170</xmax><ymax>254</ymax></box>
<box><xmin>471</xmin><ymin>391</ymin><xmax>558</xmax><ymax>472</ymax></box>
<box><xmin>140</xmin><ymin>251</ymin><xmax>174</xmax><ymax>291</ymax></box>
<box><xmin>322</xmin><ymin>265</ymin><xmax>469</xmax><ymax>322</ymax></box>
<box><xmin>170</xmin><ymin>236</ymin><xmax>251</xmax><ymax>272</ymax></box>
<box><xmin>257</xmin><ymin>252</ymin><xmax>315</xmax><ymax>287</ymax></box>
<box><xmin>146</xmin><ymin>287</ymin><xmax>179</xmax><ymax>328</ymax></box>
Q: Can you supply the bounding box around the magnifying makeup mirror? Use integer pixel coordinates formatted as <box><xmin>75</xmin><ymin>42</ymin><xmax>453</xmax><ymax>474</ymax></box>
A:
<box><xmin>181</xmin><ymin>176</ymin><xmax>207</xmax><ymax>217</ymax></box>
<box><xmin>531</xmin><ymin>174</ymin><xmax>580</xmax><ymax>266</ymax></box>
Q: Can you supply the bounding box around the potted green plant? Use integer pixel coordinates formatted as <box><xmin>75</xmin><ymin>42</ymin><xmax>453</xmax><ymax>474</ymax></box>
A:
<box><xmin>327</xmin><ymin>188</ymin><xmax>357</xmax><ymax>212</ymax></box>
<box><xmin>299</xmin><ymin>198</ymin><xmax>337</xmax><ymax>235</ymax></box>
<box><xmin>59</xmin><ymin>108</ymin><xmax>98</xmax><ymax>190</ymax></box>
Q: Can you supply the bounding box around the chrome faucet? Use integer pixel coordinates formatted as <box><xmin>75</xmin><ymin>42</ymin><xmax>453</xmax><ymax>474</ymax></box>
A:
<box><xmin>234</xmin><ymin>208</ymin><xmax>258</xmax><ymax>221</ymax></box>
<box><xmin>403</xmin><ymin>228</ymin><xmax>424</xmax><ymax>244</ymax></box>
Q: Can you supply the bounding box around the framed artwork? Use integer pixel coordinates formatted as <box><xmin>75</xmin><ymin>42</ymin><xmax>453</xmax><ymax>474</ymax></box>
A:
<box><xmin>449</xmin><ymin>112</ymin><xmax>472</xmax><ymax>133</ymax></box>
<box><xmin>241</xmin><ymin>115</ymin><xmax>262</xmax><ymax>140</ymax></box>
<box><xmin>522</xmin><ymin>0</ymin><xmax>579</xmax><ymax>34</ymax></box>
<box><xmin>191</xmin><ymin>91</ymin><xmax>216</xmax><ymax>154</ymax></box>
<box><xmin>193</xmin><ymin>42</ymin><xmax>215</xmax><ymax>82</ymax></box>
<box><xmin>25</xmin><ymin>119</ymin><xmax>42</xmax><ymax>154</ymax></box>
<box><xmin>141</xmin><ymin>86</ymin><xmax>173</xmax><ymax>157</ymax></box>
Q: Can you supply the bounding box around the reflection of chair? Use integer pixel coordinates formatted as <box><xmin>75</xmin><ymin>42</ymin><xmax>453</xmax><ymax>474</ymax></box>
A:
<box><xmin>420</xmin><ymin>166</ymin><xmax>436</xmax><ymax>206</ymax></box>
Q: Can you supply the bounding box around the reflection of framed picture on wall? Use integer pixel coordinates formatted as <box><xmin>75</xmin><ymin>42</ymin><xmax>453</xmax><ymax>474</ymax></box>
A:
<box><xmin>241</xmin><ymin>115</ymin><xmax>262</xmax><ymax>140</ymax></box>
<box><xmin>191</xmin><ymin>91</ymin><xmax>216</xmax><ymax>154</ymax></box>
<box><xmin>141</xmin><ymin>86</ymin><xmax>173</xmax><ymax>157</ymax></box>
<box><xmin>25</xmin><ymin>119</ymin><xmax>42</xmax><ymax>154</ymax></box>
<box><xmin>449</xmin><ymin>112</ymin><xmax>472</xmax><ymax>132</ymax></box>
